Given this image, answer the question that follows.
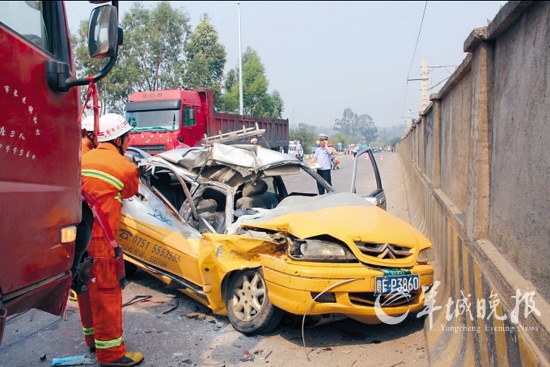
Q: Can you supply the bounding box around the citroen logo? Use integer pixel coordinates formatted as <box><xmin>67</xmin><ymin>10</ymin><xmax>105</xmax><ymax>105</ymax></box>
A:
<box><xmin>378</xmin><ymin>243</ymin><xmax>396</xmax><ymax>259</ymax></box>
<box><xmin>356</xmin><ymin>242</ymin><xmax>412</xmax><ymax>259</ymax></box>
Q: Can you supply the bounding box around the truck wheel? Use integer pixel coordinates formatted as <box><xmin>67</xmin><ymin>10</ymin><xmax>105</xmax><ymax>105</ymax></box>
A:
<box><xmin>225</xmin><ymin>269</ymin><xmax>283</xmax><ymax>335</ymax></box>
<box><xmin>124</xmin><ymin>261</ymin><xmax>138</xmax><ymax>278</ymax></box>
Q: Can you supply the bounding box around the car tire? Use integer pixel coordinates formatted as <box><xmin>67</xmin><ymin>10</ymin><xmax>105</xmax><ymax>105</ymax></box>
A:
<box><xmin>124</xmin><ymin>261</ymin><xmax>138</xmax><ymax>278</ymax></box>
<box><xmin>225</xmin><ymin>269</ymin><xmax>283</xmax><ymax>335</ymax></box>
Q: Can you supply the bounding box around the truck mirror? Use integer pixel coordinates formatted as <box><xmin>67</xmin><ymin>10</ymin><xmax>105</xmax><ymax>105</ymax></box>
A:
<box><xmin>88</xmin><ymin>5</ymin><xmax>118</xmax><ymax>59</ymax></box>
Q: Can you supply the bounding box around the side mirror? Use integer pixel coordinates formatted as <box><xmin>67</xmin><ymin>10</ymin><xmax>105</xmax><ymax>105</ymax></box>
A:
<box><xmin>88</xmin><ymin>5</ymin><xmax>118</xmax><ymax>59</ymax></box>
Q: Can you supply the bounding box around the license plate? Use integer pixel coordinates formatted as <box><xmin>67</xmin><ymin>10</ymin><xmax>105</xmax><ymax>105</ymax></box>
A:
<box><xmin>374</xmin><ymin>274</ymin><xmax>420</xmax><ymax>295</ymax></box>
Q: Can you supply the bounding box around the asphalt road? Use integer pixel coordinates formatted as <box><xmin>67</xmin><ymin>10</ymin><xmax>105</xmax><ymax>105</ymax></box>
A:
<box><xmin>0</xmin><ymin>152</ymin><xmax>428</xmax><ymax>367</ymax></box>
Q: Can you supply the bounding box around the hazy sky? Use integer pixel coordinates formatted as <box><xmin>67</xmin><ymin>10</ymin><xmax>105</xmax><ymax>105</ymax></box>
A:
<box><xmin>65</xmin><ymin>1</ymin><xmax>506</xmax><ymax>129</ymax></box>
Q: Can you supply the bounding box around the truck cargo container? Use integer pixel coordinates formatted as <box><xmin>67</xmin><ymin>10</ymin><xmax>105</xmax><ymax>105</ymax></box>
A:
<box><xmin>125</xmin><ymin>89</ymin><xmax>289</xmax><ymax>154</ymax></box>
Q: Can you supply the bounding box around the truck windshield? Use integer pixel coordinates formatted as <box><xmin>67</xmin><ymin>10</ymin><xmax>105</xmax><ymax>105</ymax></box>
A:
<box><xmin>126</xmin><ymin>109</ymin><xmax>180</xmax><ymax>132</ymax></box>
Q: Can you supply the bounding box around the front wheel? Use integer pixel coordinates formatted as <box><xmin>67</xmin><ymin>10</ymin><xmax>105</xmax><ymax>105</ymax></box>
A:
<box><xmin>225</xmin><ymin>269</ymin><xmax>284</xmax><ymax>335</ymax></box>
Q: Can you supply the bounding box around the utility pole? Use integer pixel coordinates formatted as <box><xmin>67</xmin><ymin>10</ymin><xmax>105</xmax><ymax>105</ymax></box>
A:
<box><xmin>407</xmin><ymin>61</ymin><xmax>458</xmax><ymax>119</ymax></box>
<box><xmin>237</xmin><ymin>2</ymin><xmax>244</xmax><ymax>115</ymax></box>
<box><xmin>420</xmin><ymin>59</ymin><xmax>429</xmax><ymax>111</ymax></box>
<box><xmin>407</xmin><ymin>59</ymin><xmax>430</xmax><ymax>116</ymax></box>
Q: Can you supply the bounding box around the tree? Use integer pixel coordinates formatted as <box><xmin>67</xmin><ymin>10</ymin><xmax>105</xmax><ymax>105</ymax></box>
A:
<box><xmin>220</xmin><ymin>47</ymin><xmax>284</xmax><ymax>118</ymax></box>
<box><xmin>377</xmin><ymin>125</ymin><xmax>404</xmax><ymax>147</ymax></box>
<box><xmin>123</xmin><ymin>1</ymin><xmax>191</xmax><ymax>91</ymax></box>
<box><xmin>182</xmin><ymin>14</ymin><xmax>226</xmax><ymax>106</ymax></box>
<box><xmin>330</xmin><ymin>132</ymin><xmax>351</xmax><ymax>151</ymax></box>
<box><xmin>333</xmin><ymin>108</ymin><xmax>377</xmax><ymax>145</ymax></box>
<box><xmin>290</xmin><ymin>123</ymin><xmax>318</xmax><ymax>152</ymax></box>
<box><xmin>71</xmin><ymin>1</ymin><xmax>191</xmax><ymax>113</ymax></box>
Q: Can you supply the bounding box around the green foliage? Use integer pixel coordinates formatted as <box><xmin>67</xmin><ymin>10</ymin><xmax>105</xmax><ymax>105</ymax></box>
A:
<box><xmin>289</xmin><ymin>123</ymin><xmax>318</xmax><ymax>151</ymax></box>
<box><xmin>376</xmin><ymin>125</ymin><xmax>404</xmax><ymax>147</ymax></box>
<box><xmin>333</xmin><ymin>108</ymin><xmax>377</xmax><ymax>145</ymax></box>
<box><xmin>124</xmin><ymin>1</ymin><xmax>191</xmax><ymax>90</ymax></box>
<box><xmin>219</xmin><ymin>48</ymin><xmax>283</xmax><ymax>118</ymax></box>
<box><xmin>72</xmin><ymin>1</ymin><xmax>191</xmax><ymax>113</ymax></box>
<box><xmin>72</xmin><ymin>4</ymin><xmax>284</xmax><ymax>118</ymax></box>
<box><xmin>182</xmin><ymin>14</ymin><xmax>226</xmax><ymax>107</ymax></box>
<box><xmin>329</xmin><ymin>132</ymin><xmax>350</xmax><ymax>150</ymax></box>
<box><xmin>389</xmin><ymin>137</ymin><xmax>401</xmax><ymax>146</ymax></box>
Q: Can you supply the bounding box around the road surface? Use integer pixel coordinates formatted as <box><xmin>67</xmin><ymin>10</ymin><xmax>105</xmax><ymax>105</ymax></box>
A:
<box><xmin>0</xmin><ymin>152</ymin><xmax>429</xmax><ymax>367</ymax></box>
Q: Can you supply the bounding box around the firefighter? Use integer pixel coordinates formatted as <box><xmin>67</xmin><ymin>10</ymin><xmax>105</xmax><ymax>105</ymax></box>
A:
<box><xmin>77</xmin><ymin>113</ymin><xmax>143</xmax><ymax>367</ymax></box>
<box><xmin>72</xmin><ymin>115</ymin><xmax>98</xmax><ymax>302</ymax></box>
<box><xmin>81</xmin><ymin>115</ymin><xmax>98</xmax><ymax>154</ymax></box>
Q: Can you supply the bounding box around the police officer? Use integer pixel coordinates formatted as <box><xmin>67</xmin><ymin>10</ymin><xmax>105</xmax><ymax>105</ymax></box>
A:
<box><xmin>78</xmin><ymin>113</ymin><xmax>143</xmax><ymax>367</ymax></box>
<box><xmin>311</xmin><ymin>133</ymin><xmax>334</xmax><ymax>194</ymax></box>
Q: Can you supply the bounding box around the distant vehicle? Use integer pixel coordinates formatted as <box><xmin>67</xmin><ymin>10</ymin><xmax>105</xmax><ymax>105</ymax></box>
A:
<box><xmin>117</xmin><ymin>143</ymin><xmax>433</xmax><ymax>335</ymax></box>
<box><xmin>287</xmin><ymin>140</ymin><xmax>304</xmax><ymax>160</ymax></box>
<box><xmin>0</xmin><ymin>1</ymin><xmax>121</xmax><ymax>344</ymax></box>
<box><xmin>125</xmin><ymin>89</ymin><xmax>289</xmax><ymax>154</ymax></box>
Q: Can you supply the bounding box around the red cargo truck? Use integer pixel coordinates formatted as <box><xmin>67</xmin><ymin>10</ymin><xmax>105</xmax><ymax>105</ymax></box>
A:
<box><xmin>125</xmin><ymin>89</ymin><xmax>289</xmax><ymax>154</ymax></box>
<box><xmin>0</xmin><ymin>1</ymin><xmax>121</xmax><ymax>344</ymax></box>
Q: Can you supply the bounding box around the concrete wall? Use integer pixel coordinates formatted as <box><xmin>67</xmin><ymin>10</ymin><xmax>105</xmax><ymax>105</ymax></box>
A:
<box><xmin>398</xmin><ymin>2</ymin><xmax>550</xmax><ymax>365</ymax></box>
<box><xmin>439</xmin><ymin>69</ymin><xmax>472</xmax><ymax>215</ymax></box>
<box><xmin>489</xmin><ymin>1</ymin><xmax>550</xmax><ymax>302</ymax></box>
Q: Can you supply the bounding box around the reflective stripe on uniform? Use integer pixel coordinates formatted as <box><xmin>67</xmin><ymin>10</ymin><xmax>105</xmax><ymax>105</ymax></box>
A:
<box><xmin>95</xmin><ymin>336</ymin><xmax>124</xmax><ymax>349</ymax></box>
<box><xmin>82</xmin><ymin>326</ymin><xmax>94</xmax><ymax>336</ymax></box>
<box><xmin>82</xmin><ymin>169</ymin><xmax>124</xmax><ymax>191</ymax></box>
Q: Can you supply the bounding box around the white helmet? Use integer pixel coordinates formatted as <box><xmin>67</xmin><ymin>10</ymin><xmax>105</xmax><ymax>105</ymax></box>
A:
<box><xmin>97</xmin><ymin>113</ymin><xmax>133</xmax><ymax>142</ymax></box>
<box><xmin>251</xmin><ymin>137</ymin><xmax>258</xmax><ymax>144</ymax></box>
<box><xmin>81</xmin><ymin>115</ymin><xmax>95</xmax><ymax>133</ymax></box>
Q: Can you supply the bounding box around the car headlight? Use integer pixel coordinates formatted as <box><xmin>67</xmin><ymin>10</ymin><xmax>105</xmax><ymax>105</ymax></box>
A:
<box><xmin>288</xmin><ymin>239</ymin><xmax>357</xmax><ymax>262</ymax></box>
<box><xmin>417</xmin><ymin>247</ymin><xmax>433</xmax><ymax>263</ymax></box>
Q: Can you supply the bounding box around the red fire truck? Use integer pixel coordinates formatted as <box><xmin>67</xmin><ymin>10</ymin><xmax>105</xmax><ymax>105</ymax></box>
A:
<box><xmin>125</xmin><ymin>89</ymin><xmax>289</xmax><ymax>154</ymax></box>
<box><xmin>0</xmin><ymin>1</ymin><xmax>121</xmax><ymax>344</ymax></box>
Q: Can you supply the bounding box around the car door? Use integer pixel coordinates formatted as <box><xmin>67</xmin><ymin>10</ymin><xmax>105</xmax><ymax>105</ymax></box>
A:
<box><xmin>119</xmin><ymin>161</ymin><xmax>204</xmax><ymax>287</ymax></box>
<box><xmin>350</xmin><ymin>149</ymin><xmax>386</xmax><ymax>209</ymax></box>
<box><xmin>0</xmin><ymin>2</ymin><xmax>80</xmax><ymax>315</ymax></box>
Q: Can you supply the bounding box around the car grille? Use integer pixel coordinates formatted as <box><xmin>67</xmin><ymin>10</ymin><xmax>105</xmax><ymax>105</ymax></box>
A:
<box><xmin>349</xmin><ymin>291</ymin><xmax>420</xmax><ymax>307</ymax></box>
<box><xmin>131</xmin><ymin>144</ymin><xmax>166</xmax><ymax>153</ymax></box>
<box><xmin>355</xmin><ymin>242</ymin><xmax>412</xmax><ymax>259</ymax></box>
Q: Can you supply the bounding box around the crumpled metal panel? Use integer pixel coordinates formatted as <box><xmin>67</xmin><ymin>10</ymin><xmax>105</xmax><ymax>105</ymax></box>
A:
<box><xmin>158</xmin><ymin>143</ymin><xmax>297</xmax><ymax>171</ymax></box>
<box><xmin>238</xmin><ymin>192</ymin><xmax>430</xmax><ymax>254</ymax></box>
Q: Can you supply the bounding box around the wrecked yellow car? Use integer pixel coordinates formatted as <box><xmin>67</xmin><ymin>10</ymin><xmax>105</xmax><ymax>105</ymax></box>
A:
<box><xmin>119</xmin><ymin>143</ymin><xmax>434</xmax><ymax>334</ymax></box>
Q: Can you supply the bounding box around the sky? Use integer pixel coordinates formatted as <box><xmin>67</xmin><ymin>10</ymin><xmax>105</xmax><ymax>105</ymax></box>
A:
<box><xmin>65</xmin><ymin>1</ymin><xmax>506</xmax><ymax>130</ymax></box>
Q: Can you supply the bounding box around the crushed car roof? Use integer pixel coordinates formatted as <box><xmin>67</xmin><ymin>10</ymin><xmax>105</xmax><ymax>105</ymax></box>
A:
<box><xmin>157</xmin><ymin>143</ymin><xmax>299</xmax><ymax>172</ymax></box>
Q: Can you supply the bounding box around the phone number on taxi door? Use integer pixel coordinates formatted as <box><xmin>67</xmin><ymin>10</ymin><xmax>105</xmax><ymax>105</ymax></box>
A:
<box><xmin>151</xmin><ymin>244</ymin><xmax>181</xmax><ymax>263</ymax></box>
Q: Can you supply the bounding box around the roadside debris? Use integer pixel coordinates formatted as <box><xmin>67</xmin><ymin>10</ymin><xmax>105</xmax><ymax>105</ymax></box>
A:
<box><xmin>239</xmin><ymin>351</ymin><xmax>255</xmax><ymax>362</ymax></box>
<box><xmin>162</xmin><ymin>300</ymin><xmax>179</xmax><ymax>314</ymax></box>
<box><xmin>51</xmin><ymin>354</ymin><xmax>94</xmax><ymax>366</ymax></box>
<box><xmin>122</xmin><ymin>295</ymin><xmax>152</xmax><ymax>307</ymax></box>
<box><xmin>185</xmin><ymin>312</ymin><xmax>217</xmax><ymax>324</ymax></box>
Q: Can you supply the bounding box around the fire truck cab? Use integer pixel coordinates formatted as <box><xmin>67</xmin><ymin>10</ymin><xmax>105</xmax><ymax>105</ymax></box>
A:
<box><xmin>0</xmin><ymin>1</ymin><xmax>121</xmax><ymax>344</ymax></box>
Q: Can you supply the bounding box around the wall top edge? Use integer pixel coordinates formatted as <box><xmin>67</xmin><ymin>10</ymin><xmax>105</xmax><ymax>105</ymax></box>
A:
<box><xmin>437</xmin><ymin>54</ymin><xmax>473</xmax><ymax>100</ymax></box>
<box><xmin>464</xmin><ymin>1</ymin><xmax>536</xmax><ymax>52</ymax></box>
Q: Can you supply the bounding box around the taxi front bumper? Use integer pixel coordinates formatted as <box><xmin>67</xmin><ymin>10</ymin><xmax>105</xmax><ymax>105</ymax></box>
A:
<box><xmin>261</xmin><ymin>256</ymin><xmax>434</xmax><ymax>324</ymax></box>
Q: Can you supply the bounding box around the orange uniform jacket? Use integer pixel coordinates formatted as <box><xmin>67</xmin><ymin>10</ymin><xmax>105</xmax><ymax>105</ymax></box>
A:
<box><xmin>79</xmin><ymin>143</ymin><xmax>138</xmax><ymax>363</ymax></box>
<box><xmin>82</xmin><ymin>143</ymin><xmax>138</xmax><ymax>239</ymax></box>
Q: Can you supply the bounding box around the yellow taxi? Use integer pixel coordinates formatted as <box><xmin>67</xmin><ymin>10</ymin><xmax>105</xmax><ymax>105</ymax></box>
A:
<box><xmin>120</xmin><ymin>143</ymin><xmax>433</xmax><ymax>334</ymax></box>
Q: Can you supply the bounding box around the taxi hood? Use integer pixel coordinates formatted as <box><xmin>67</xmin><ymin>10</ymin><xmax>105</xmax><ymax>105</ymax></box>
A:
<box><xmin>239</xmin><ymin>192</ymin><xmax>430</xmax><ymax>250</ymax></box>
